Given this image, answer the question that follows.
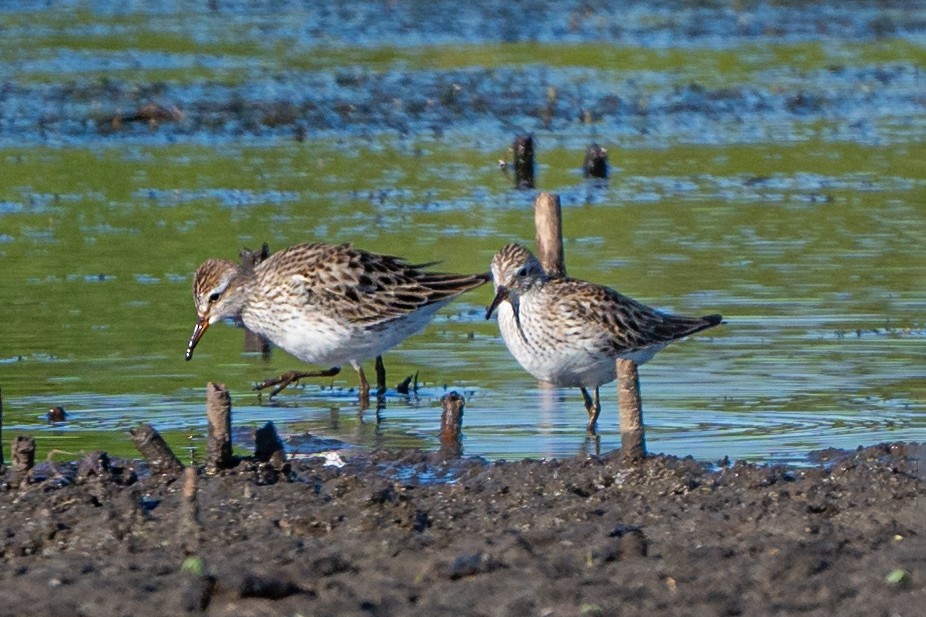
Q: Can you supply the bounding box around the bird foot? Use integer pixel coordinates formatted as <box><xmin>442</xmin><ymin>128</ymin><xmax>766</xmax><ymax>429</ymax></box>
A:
<box><xmin>580</xmin><ymin>387</ymin><xmax>601</xmax><ymax>433</ymax></box>
<box><xmin>254</xmin><ymin>368</ymin><xmax>341</xmax><ymax>399</ymax></box>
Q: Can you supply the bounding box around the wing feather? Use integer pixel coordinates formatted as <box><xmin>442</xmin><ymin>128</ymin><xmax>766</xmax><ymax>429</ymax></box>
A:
<box><xmin>257</xmin><ymin>242</ymin><xmax>487</xmax><ymax>324</ymax></box>
<box><xmin>547</xmin><ymin>278</ymin><xmax>720</xmax><ymax>355</ymax></box>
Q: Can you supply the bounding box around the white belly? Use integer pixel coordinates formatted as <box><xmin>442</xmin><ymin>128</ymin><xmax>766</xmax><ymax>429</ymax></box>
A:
<box><xmin>242</xmin><ymin>303</ymin><xmax>444</xmax><ymax>367</ymax></box>
<box><xmin>496</xmin><ymin>298</ymin><xmax>664</xmax><ymax>388</ymax></box>
<box><xmin>497</xmin><ymin>301</ymin><xmax>617</xmax><ymax>389</ymax></box>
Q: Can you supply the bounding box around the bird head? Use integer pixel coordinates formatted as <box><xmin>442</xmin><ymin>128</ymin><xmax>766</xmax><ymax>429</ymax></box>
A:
<box><xmin>185</xmin><ymin>259</ymin><xmax>243</xmax><ymax>360</ymax></box>
<box><xmin>485</xmin><ymin>243</ymin><xmax>545</xmax><ymax>320</ymax></box>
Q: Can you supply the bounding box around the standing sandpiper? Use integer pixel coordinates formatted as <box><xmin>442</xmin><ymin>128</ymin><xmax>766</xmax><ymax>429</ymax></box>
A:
<box><xmin>186</xmin><ymin>242</ymin><xmax>488</xmax><ymax>401</ymax></box>
<box><xmin>486</xmin><ymin>243</ymin><xmax>721</xmax><ymax>431</ymax></box>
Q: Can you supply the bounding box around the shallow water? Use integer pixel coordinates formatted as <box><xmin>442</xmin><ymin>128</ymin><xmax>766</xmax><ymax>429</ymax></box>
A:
<box><xmin>0</xmin><ymin>1</ymin><xmax>923</xmax><ymax>464</ymax></box>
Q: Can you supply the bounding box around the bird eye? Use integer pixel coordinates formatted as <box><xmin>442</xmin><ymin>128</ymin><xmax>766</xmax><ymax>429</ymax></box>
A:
<box><xmin>208</xmin><ymin>292</ymin><xmax>221</xmax><ymax>304</ymax></box>
<box><xmin>517</xmin><ymin>267</ymin><xmax>528</xmax><ymax>277</ymax></box>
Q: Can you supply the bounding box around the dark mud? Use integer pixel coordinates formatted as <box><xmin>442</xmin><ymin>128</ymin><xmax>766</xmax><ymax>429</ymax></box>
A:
<box><xmin>0</xmin><ymin>442</ymin><xmax>923</xmax><ymax>616</ymax></box>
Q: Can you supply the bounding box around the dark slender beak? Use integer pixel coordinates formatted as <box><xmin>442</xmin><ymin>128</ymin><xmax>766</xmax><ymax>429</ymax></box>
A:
<box><xmin>485</xmin><ymin>286</ymin><xmax>509</xmax><ymax>320</ymax></box>
<box><xmin>185</xmin><ymin>317</ymin><xmax>209</xmax><ymax>360</ymax></box>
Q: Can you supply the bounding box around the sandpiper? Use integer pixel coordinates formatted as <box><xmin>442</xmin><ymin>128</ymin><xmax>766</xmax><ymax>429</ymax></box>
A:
<box><xmin>486</xmin><ymin>243</ymin><xmax>722</xmax><ymax>431</ymax></box>
<box><xmin>186</xmin><ymin>242</ymin><xmax>488</xmax><ymax>400</ymax></box>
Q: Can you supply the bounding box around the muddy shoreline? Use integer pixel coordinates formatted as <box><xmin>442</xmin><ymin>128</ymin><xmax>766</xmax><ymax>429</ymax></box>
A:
<box><xmin>0</xmin><ymin>442</ymin><xmax>922</xmax><ymax>616</ymax></box>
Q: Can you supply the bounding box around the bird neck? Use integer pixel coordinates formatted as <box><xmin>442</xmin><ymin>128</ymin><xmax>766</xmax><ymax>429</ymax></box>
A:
<box><xmin>217</xmin><ymin>269</ymin><xmax>255</xmax><ymax>319</ymax></box>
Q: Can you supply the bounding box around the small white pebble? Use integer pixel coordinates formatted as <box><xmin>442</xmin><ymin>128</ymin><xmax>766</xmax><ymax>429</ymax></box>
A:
<box><xmin>319</xmin><ymin>451</ymin><xmax>346</xmax><ymax>468</ymax></box>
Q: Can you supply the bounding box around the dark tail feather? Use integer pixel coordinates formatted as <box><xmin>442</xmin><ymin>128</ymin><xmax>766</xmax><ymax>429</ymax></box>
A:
<box><xmin>686</xmin><ymin>313</ymin><xmax>723</xmax><ymax>337</ymax></box>
<box><xmin>702</xmin><ymin>313</ymin><xmax>723</xmax><ymax>328</ymax></box>
<box><xmin>656</xmin><ymin>312</ymin><xmax>723</xmax><ymax>342</ymax></box>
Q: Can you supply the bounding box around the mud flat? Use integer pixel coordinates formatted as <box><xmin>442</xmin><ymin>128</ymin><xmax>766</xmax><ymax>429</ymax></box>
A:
<box><xmin>0</xmin><ymin>442</ymin><xmax>922</xmax><ymax>616</ymax></box>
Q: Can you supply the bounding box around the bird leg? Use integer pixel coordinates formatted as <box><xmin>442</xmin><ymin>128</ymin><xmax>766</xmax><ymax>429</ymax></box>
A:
<box><xmin>356</xmin><ymin>365</ymin><xmax>371</xmax><ymax>402</ymax></box>
<box><xmin>581</xmin><ymin>387</ymin><xmax>602</xmax><ymax>433</ymax></box>
<box><xmin>253</xmin><ymin>367</ymin><xmax>341</xmax><ymax>399</ymax></box>
<box><xmin>355</xmin><ymin>356</ymin><xmax>388</xmax><ymax>404</ymax></box>
<box><xmin>374</xmin><ymin>355</ymin><xmax>387</xmax><ymax>398</ymax></box>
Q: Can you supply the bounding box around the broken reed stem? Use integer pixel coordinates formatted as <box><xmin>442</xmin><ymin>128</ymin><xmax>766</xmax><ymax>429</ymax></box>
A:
<box><xmin>513</xmin><ymin>133</ymin><xmax>536</xmax><ymax>190</ymax></box>
<box><xmin>439</xmin><ymin>392</ymin><xmax>465</xmax><ymax>458</ymax></box>
<box><xmin>129</xmin><ymin>424</ymin><xmax>184</xmax><ymax>475</ymax></box>
<box><xmin>533</xmin><ymin>193</ymin><xmax>565</xmax><ymax>407</ymax></box>
<box><xmin>254</xmin><ymin>421</ymin><xmax>286</xmax><ymax>466</ymax></box>
<box><xmin>532</xmin><ymin>192</ymin><xmax>646</xmax><ymax>456</ymax></box>
<box><xmin>617</xmin><ymin>358</ymin><xmax>646</xmax><ymax>462</ymax></box>
<box><xmin>534</xmin><ymin>192</ymin><xmax>566</xmax><ymax>277</ymax></box>
<box><xmin>178</xmin><ymin>467</ymin><xmax>202</xmax><ymax>556</ymax></box>
<box><xmin>205</xmin><ymin>382</ymin><xmax>233</xmax><ymax>474</ymax></box>
<box><xmin>532</xmin><ymin>192</ymin><xmax>566</xmax><ymax>408</ymax></box>
<box><xmin>582</xmin><ymin>143</ymin><xmax>609</xmax><ymax>179</ymax></box>
<box><xmin>10</xmin><ymin>435</ymin><xmax>35</xmax><ymax>487</ymax></box>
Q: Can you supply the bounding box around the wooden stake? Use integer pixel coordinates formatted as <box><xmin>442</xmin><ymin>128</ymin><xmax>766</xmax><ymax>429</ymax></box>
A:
<box><xmin>439</xmin><ymin>392</ymin><xmax>465</xmax><ymax>458</ymax></box>
<box><xmin>533</xmin><ymin>191</ymin><xmax>568</xmax><ymax>430</ymax></box>
<box><xmin>254</xmin><ymin>421</ymin><xmax>286</xmax><ymax>466</ymax></box>
<box><xmin>205</xmin><ymin>382</ymin><xmax>233</xmax><ymax>473</ymax></box>
<box><xmin>10</xmin><ymin>435</ymin><xmax>35</xmax><ymax>487</ymax></box>
<box><xmin>582</xmin><ymin>143</ymin><xmax>609</xmax><ymax>179</ymax></box>
<box><xmin>178</xmin><ymin>467</ymin><xmax>202</xmax><ymax>556</ymax></box>
<box><xmin>129</xmin><ymin>424</ymin><xmax>184</xmax><ymax>475</ymax></box>
<box><xmin>513</xmin><ymin>134</ymin><xmax>535</xmax><ymax>190</ymax></box>
<box><xmin>617</xmin><ymin>359</ymin><xmax>646</xmax><ymax>462</ymax></box>
<box><xmin>532</xmin><ymin>192</ymin><xmax>646</xmax><ymax>458</ymax></box>
<box><xmin>534</xmin><ymin>192</ymin><xmax>566</xmax><ymax>277</ymax></box>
